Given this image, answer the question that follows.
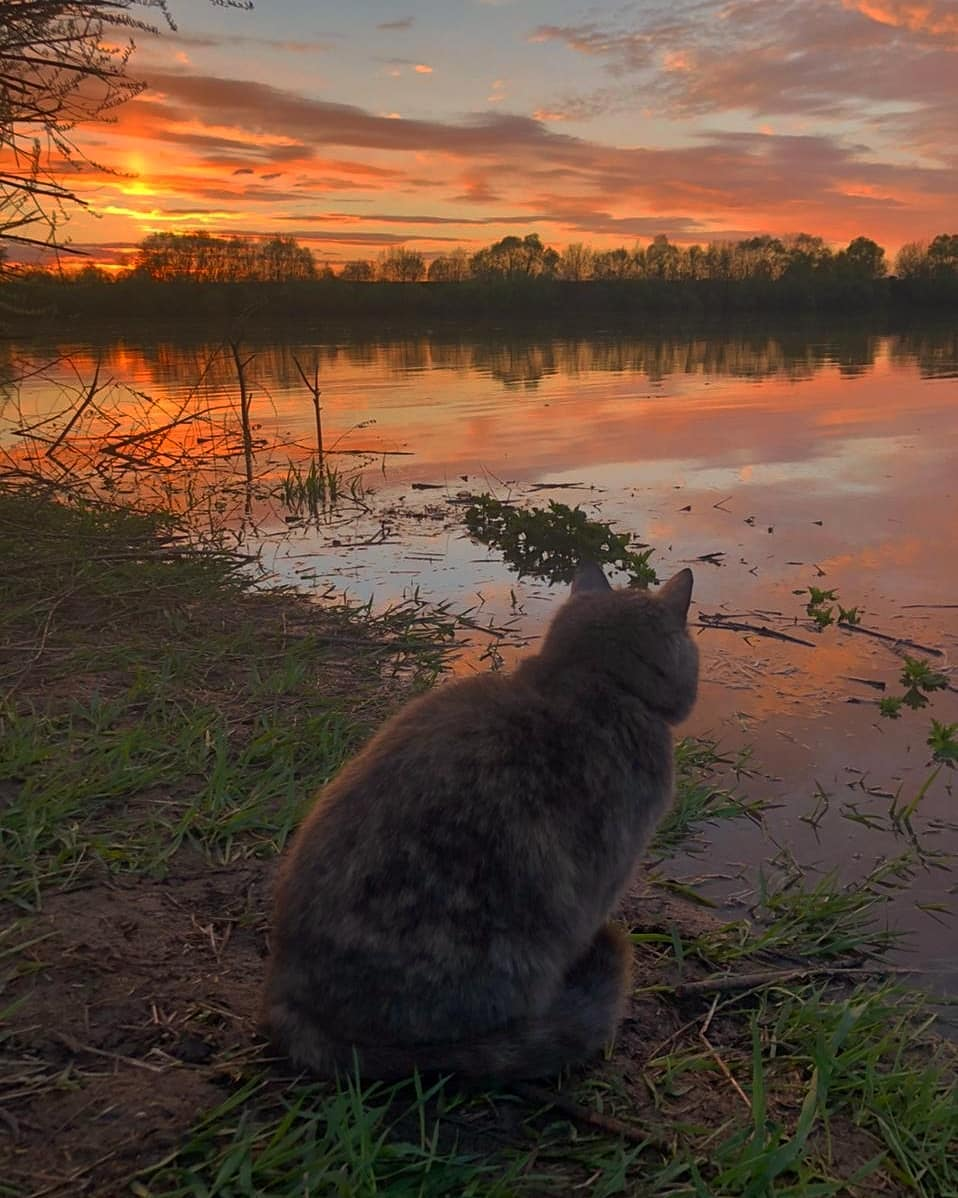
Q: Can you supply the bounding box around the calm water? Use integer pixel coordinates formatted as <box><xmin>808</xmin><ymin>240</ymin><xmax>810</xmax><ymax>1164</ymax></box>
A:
<box><xmin>7</xmin><ymin>323</ymin><xmax>958</xmax><ymax>992</ymax></box>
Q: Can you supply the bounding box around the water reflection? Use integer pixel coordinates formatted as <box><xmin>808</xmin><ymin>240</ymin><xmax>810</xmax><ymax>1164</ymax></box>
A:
<box><xmin>15</xmin><ymin>323</ymin><xmax>958</xmax><ymax>401</ymax></box>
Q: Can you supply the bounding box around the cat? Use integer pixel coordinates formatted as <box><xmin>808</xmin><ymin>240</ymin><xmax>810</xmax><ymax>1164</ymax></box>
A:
<box><xmin>262</xmin><ymin>563</ymin><xmax>697</xmax><ymax>1081</ymax></box>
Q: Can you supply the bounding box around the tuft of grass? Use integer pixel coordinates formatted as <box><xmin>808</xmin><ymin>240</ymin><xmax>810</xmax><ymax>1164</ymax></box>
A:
<box><xmin>648</xmin><ymin>857</ymin><xmax>908</xmax><ymax>973</ymax></box>
<box><xmin>140</xmin><ymin>1072</ymin><xmax>527</xmax><ymax>1198</ymax></box>
<box><xmin>652</xmin><ymin>738</ymin><xmax>766</xmax><ymax>859</ymax></box>
<box><xmin>140</xmin><ymin>979</ymin><xmax>957</xmax><ymax>1198</ymax></box>
<box><xmin>278</xmin><ymin>456</ymin><xmax>366</xmax><ymax>519</ymax></box>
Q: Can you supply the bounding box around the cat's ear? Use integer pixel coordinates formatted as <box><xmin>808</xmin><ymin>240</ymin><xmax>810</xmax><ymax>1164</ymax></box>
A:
<box><xmin>658</xmin><ymin>568</ymin><xmax>693</xmax><ymax>621</ymax></box>
<box><xmin>571</xmin><ymin>561</ymin><xmax>612</xmax><ymax>595</ymax></box>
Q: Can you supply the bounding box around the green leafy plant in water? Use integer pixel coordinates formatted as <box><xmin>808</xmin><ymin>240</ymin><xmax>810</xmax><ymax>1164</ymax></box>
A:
<box><xmin>806</xmin><ymin>587</ymin><xmax>838</xmax><ymax>631</ymax></box>
<box><xmin>927</xmin><ymin>719</ymin><xmax>958</xmax><ymax>766</ymax></box>
<box><xmin>880</xmin><ymin>655</ymin><xmax>950</xmax><ymax>718</ymax></box>
<box><xmin>899</xmin><ymin>655</ymin><xmax>949</xmax><ymax>710</ymax></box>
<box><xmin>805</xmin><ymin>588</ymin><xmax>863</xmax><ymax>631</ymax></box>
<box><xmin>463</xmin><ymin>496</ymin><xmax>656</xmax><ymax>586</ymax></box>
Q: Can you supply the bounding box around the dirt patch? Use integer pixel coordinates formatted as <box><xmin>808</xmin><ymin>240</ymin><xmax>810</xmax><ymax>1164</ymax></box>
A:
<box><xmin>2</xmin><ymin>858</ymin><xmax>272</xmax><ymax>1196</ymax></box>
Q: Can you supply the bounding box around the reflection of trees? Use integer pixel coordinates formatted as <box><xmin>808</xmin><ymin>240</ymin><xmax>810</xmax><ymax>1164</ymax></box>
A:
<box><xmin>469</xmin><ymin>342</ymin><xmax>558</xmax><ymax>389</ymax></box>
<box><xmin>31</xmin><ymin>326</ymin><xmax>935</xmax><ymax>406</ymax></box>
<box><xmin>381</xmin><ymin>340</ymin><xmax>431</xmax><ymax>374</ymax></box>
<box><xmin>889</xmin><ymin>329</ymin><xmax>958</xmax><ymax>379</ymax></box>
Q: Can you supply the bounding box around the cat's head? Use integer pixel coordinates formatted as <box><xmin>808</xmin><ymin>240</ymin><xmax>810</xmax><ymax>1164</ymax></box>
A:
<box><xmin>539</xmin><ymin>563</ymin><xmax>698</xmax><ymax>724</ymax></box>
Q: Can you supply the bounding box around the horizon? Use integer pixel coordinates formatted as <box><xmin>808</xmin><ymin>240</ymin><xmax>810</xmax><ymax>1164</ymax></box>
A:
<box><xmin>23</xmin><ymin>0</ymin><xmax>958</xmax><ymax>265</ymax></box>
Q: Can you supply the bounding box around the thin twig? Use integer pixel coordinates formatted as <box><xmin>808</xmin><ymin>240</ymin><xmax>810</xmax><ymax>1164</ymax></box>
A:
<box><xmin>53</xmin><ymin>1032</ymin><xmax>169</xmax><ymax>1074</ymax></box>
<box><xmin>292</xmin><ymin>353</ymin><xmax>324</xmax><ymax>464</ymax></box>
<box><xmin>693</xmin><ymin>617</ymin><xmax>816</xmax><ymax>648</ymax></box>
<box><xmin>510</xmin><ymin>1081</ymin><xmax>669</xmax><ymax>1149</ymax></box>
<box><xmin>228</xmin><ymin>340</ymin><xmax>256</xmax><ymax>490</ymax></box>
<box><xmin>838</xmin><ymin>621</ymin><xmax>944</xmax><ymax>658</ymax></box>
<box><xmin>671</xmin><ymin>964</ymin><xmax>911</xmax><ymax>998</ymax></box>
<box><xmin>45</xmin><ymin>358</ymin><xmax>103</xmax><ymax>459</ymax></box>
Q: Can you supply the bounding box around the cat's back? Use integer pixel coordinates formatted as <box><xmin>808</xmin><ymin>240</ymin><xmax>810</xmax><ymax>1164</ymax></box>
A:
<box><xmin>277</xmin><ymin>671</ymin><xmax>547</xmax><ymax>876</ymax></box>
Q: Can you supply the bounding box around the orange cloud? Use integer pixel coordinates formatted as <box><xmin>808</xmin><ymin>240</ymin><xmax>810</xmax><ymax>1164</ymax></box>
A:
<box><xmin>846</xmin><ymin>0</ymin><xmax>958</xmax><ymax>37</ymax></box>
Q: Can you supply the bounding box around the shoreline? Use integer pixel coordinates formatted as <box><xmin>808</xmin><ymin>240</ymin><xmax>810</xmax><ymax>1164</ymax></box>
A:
<box><xmin>1</xmin><ymin>487</ymin><xmax>955</xmax><ymax>1196</ymax></box>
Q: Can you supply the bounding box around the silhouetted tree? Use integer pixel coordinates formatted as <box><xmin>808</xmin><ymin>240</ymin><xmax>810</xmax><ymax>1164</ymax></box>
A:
<box><xmin>427</xmin><ymin>247</ymin><xmax>470</xmax><ymax>282</ymax></box>
<box><xmin>257</xmin><ymin>235</ymin><xmax>315</xmax><ymax>282</ymax></box>
<box><xmin>783</xmin><ymin>233</ymin><xmax>832</xmax><ymax>277</ymax></box>
<box><xmin>835</xmin><ymin>236</ymin><xmax>886</xmax><ymax>280</ymax></box>
<box><xmin>340</xmin><ymin>259</ymin><xmax>375</xmax><ymax>282</ymax></box>
<box><xmin>379</xmin><ymin>247</ymin><xmax>426</xmax><ymax>282</ymax></box>
<box><xmin>591</xmin><ymin>247</ymin><xmax>633</xmax><ymax>279</ymax></box>
<box><xmin>734</xmin><ymin>236</ymin><xmax>788</xmax><ymax>280</ymax></box>
<box><xmin>557</xmin><ymin>242</ymin><xmax>594</xmax><ymax>281</ymax></box>
<box><xmin>645</xmin><ymin>234</ymin><xmax>681</xmax><ymax>280</ymax></box>
<box><xmin>470</xmin><ymin>234</ymin><xmax>559</xmax><ymax>280</ymax></box>
<box><xmin>73</xmin><ymin>262</ymin><xmax>110</xmax><ymax>282</ymax></box>
<box><xmin>928</xmin><ymin>233</ymin><xmax>958</xmax><ymax>276</ymax></box>
<box><xmin>131</xmin><ymin>231</ymin><xmax>314</xmax><ymax>281</ymax></box>
<box><xmin>0</xmin><ymin>1</ymin><xmax>252</xmax><ymax>254</ymax></box>
<box><xmin>895</xmin><ymin>241</ymin><xmax>929</xmax><ymax>278</ymax></box>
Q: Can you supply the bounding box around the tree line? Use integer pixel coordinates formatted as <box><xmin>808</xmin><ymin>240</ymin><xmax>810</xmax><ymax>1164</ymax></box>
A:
<box><xmin>15</xmin><ymin>230</ymin><xmax>958</xmax><ymax>287</ymax></box>
<box><xmin>9</xmin><ymin>230</ymin><xmax>958</xmax><ymax>325</ymax></box>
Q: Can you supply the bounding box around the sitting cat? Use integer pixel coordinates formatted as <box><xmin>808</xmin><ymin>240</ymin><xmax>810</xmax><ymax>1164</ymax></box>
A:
<box><xmin>262</xmin><ymin>563</ymin><xmax>697</xmax><ymax>1080</ymax></box>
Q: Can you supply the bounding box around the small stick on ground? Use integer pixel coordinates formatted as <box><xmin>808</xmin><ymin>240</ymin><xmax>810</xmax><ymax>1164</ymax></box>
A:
<box><xmin>53</xmin><ymin>1032</ymin><xmax>169</xmax><ymax>1074</ymax></box>
<box><xmin>699</xmin><ymin>996</ymin><xmax>750</xmax><ymax>1110</ymax></box>
<box><xmin>842</xmin><ymin>676</ymin><xmax>886</xmax><ymax>691</ymax></box>
<box><xmin>510</xmin><ymin>1081</ymin><xmax>670</xmax><ymax>1149</ymax></box>
<box><xmin>838</xmin><ymin>621</ymin><xmax>944</xmax><ymax>658</ymax></box>
<box><xmin>671</xmin><ymin>964</ymin><xmax>910</xmax><ymax>997</ymax></box>
<box><xmin>693</xmin><ymin>617</ymin><xmax>816</xmax><ymax>648</ymax></box>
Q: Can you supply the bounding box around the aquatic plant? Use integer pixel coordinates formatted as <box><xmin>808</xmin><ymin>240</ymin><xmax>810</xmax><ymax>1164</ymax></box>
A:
<box><xmin>463</xmin><ymin>495</ymin><xmax>656</xmax><ymax>586</ymax></box>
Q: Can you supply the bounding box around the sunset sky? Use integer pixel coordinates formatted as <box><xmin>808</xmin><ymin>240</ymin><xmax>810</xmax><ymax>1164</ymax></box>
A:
<box><xmin>66</xmin><ymin>0</ymin><xmax>958</xmax><ymax>265</ymax></box>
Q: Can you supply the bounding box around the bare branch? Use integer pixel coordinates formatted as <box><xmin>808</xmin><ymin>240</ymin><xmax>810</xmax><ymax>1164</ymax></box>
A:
<box><xmin>0</xmin><ymin>0</ymin><xmax>253</xmax><ymax>256</ymax></box>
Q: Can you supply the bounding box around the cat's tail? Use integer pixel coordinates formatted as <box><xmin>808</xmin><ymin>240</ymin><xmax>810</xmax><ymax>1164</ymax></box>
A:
<box><xmin>264</xmin><ymin>923</ymin><xmax>633</xmax><ymax>1083</ymax></box>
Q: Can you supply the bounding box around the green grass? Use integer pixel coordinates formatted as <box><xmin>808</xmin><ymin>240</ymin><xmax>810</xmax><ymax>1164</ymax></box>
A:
<box><xmin>135</xmin><ymin>980</ymin><xmax>957</xmax><ymax>1198</ymax></box>
<box><xmin>0</xmin><ymin>486</ymin><xmax>451</xmax><ymax>907</ymax></box>
<box><xmin>140</xmin><ymin>1074</ymin><xmax>528</xmax><ymax>1198</ymax></box>
<box><xmin>653</xmin><ymin>738</ymin><xmax>765</xmax><ymax>860</ymax></box>
<box><xmin>0</xmin><ymin>697</ymin><xmax>357</xmax><ymax>904</ymax></box>
<box><xmin>278</xmin><ymin>455</ymin><xmax>367</xmax><ymax>519</ymax></box>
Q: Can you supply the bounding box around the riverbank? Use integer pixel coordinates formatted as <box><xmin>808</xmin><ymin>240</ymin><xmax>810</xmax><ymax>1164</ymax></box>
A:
<box><xmin>1</xmin><ymin>488</ymin><xmax>955</xmax><ymax>1196</ymax></box>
